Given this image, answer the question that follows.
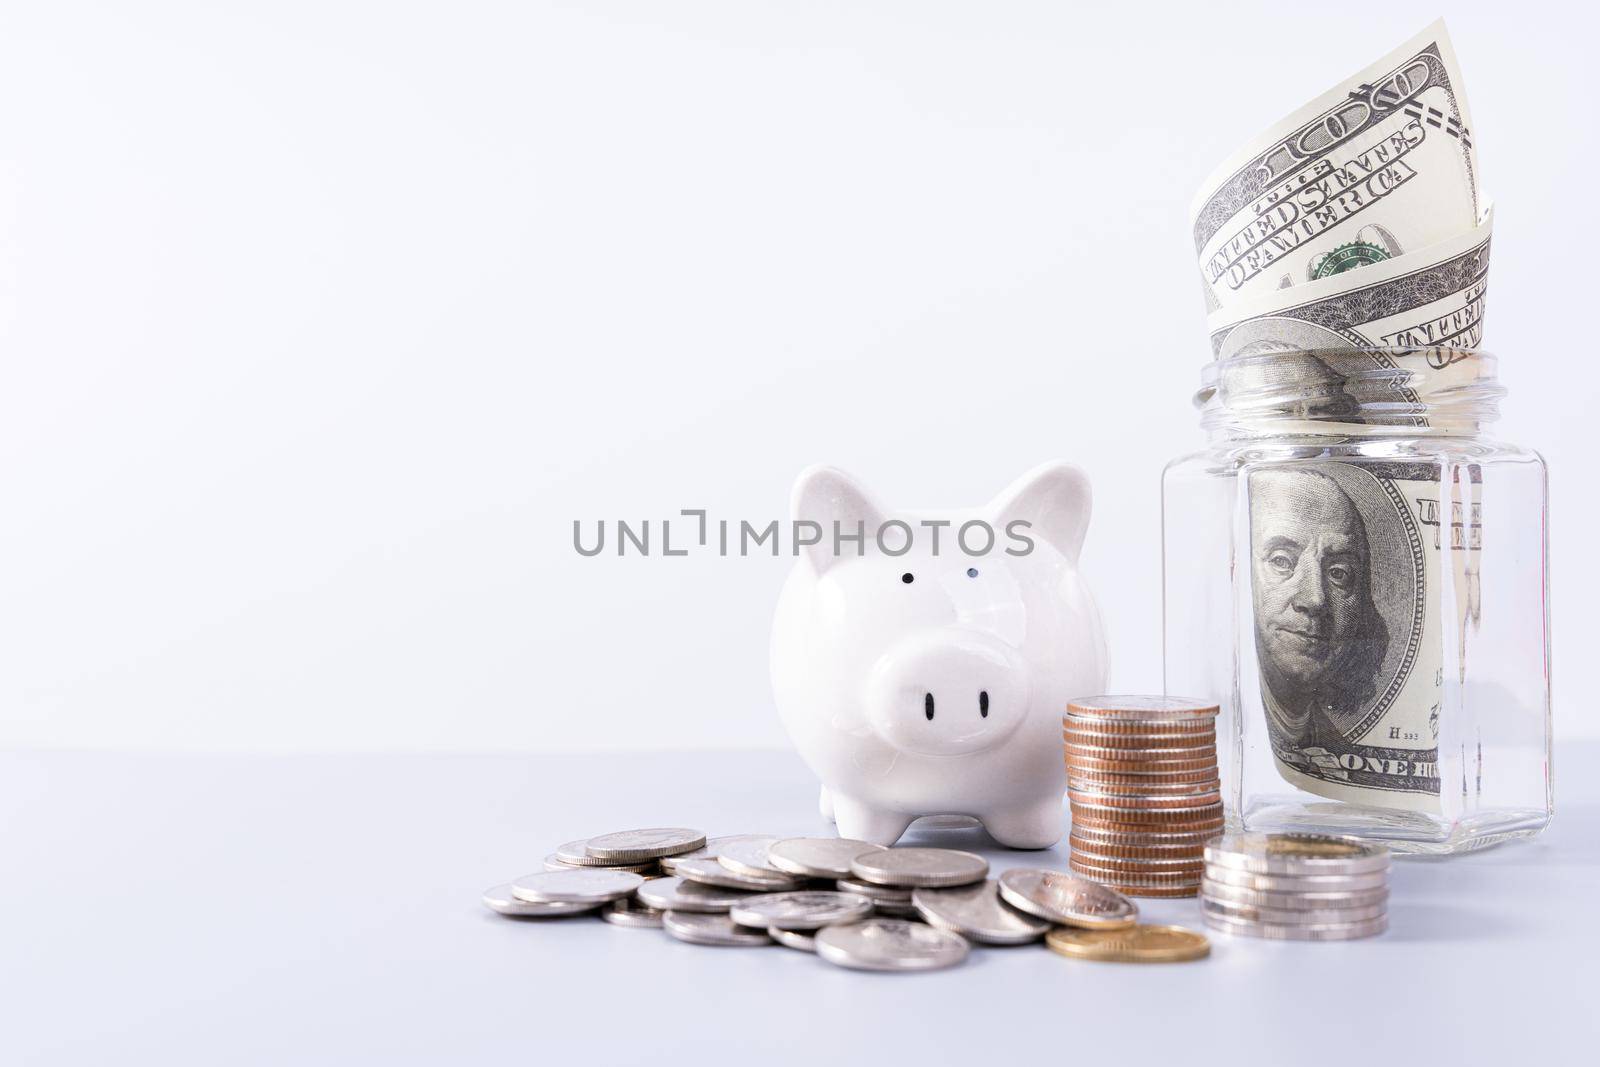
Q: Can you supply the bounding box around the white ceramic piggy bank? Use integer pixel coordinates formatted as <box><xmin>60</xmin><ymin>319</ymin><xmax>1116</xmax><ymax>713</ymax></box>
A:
<box><xmin>770</xmin><ymin>462</ymin><xmax>1108</xmax><ymax>848</ymax></box>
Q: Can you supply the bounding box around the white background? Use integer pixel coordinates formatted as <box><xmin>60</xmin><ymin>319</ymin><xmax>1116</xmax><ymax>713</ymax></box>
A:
<box><xmin>1</xmin><ymin>0</ymin><xmax>1593</xmax><ymax>753</ymax></box>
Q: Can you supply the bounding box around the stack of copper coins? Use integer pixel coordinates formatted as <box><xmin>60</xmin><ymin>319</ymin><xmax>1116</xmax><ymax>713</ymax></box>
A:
<box><xmin>1063</xmin><ymin>695</ymin><xmax>1223</xmax><ymax>898</ymax></box>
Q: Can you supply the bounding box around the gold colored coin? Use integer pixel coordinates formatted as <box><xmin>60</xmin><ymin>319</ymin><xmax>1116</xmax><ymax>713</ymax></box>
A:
<box><xmin>1269</xmin><ymin>836</ymin><xmax>1369</xmax><ymax>859</ymax></box>
<box><xmin>1045</xmin><ymin>923</ymin><xmax>1210</xmax><ymax>963</ymax></box>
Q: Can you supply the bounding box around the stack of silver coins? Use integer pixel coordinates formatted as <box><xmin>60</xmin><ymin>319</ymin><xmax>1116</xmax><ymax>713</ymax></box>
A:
<box><xmin>1063</xmin><ymin>695</ymin><xmax>1222</xmax><ymax>898</ymax></box>
<box><xmin>484</xmin><ymin>828</ymin><xmax>1208</xmax><ymax>970</ymax></box>
<box><xmin>1200</xmin><ymin>832</ymin><xmax>1391</xmax><ymax>940</ymax></box>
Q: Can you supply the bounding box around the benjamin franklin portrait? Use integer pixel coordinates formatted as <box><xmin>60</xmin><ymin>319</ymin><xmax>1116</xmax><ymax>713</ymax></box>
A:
<box><xmin>1249</xmin><ymin>468</ymin><xmax>1391</xmax><ymax>748</ymax></box>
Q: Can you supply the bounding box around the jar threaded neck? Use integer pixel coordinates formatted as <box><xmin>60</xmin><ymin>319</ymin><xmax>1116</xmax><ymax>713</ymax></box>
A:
<box><xmin>1197</xmin><ymin>348</ymin><xmax>1502</xmax><ymax>439</ymax></box>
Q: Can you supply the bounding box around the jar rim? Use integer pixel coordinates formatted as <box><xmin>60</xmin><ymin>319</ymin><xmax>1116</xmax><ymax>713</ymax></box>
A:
<box><xmin>1196</xmin><ymin>347</ymin><xmax>1501</xmax><ymax>438</ymax></box>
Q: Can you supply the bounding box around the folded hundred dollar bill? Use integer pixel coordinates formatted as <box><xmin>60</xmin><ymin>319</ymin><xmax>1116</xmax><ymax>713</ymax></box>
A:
<box><xmin>1208</xmin><ymin>207</ymin><xmax>1491</xmax><ymax>360</ymax></box>
<box><xmin>1191</xmin><ymin>19</ymin><xmax>1489</xmax><ymax>356</ymax></box>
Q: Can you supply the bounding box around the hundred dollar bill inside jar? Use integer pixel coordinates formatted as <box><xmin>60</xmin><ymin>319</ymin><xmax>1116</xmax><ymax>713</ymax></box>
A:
<box><xmin>1245</xmin><ymin>454</ymin><xmax>1480</xmax><ymax>813</ymax></box>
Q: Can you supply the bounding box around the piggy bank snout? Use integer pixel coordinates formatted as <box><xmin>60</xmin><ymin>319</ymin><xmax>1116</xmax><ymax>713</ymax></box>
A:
<box><xmin>865</xmin><ymin>631</ymin><xmax>1031</xmax><ymax>758</ymax></box>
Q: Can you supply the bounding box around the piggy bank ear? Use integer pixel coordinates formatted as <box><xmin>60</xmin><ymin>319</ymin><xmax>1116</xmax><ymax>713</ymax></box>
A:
<box><xmin>987</xmin><ymin>461</ymin><xmax>1092</xmax><ymax>564</ymax></box>
<box><xmin>790</xmin><ymin>465</ymin><xmax>884</xmax><ymax>574</ymax></box>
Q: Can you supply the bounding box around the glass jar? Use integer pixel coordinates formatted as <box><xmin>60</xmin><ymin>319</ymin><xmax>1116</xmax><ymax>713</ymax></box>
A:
<box><xmin>1162</xmin><ymin>347</ymin><xmax>1551</xmax><ymax>854</ymax></box>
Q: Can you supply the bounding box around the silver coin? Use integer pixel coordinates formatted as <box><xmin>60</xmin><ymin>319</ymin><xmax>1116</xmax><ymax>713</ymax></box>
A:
<box><xmin>1202</xmin><ymin>897</ymin><xmax>1387</xmax><ymax>926</ymax></box>
<box><xmin>767</xmin><ymin>837</ymin><xmax>886</xmax><ymax>879</ymax></box>
<box><xmin>1202</xmin><ymin>863</ymin><xmax>1390</xmax><ymax>893</ymax></box>
<box><xmin>662</xmin><ymin>910</ymin><xmax>772</xmax><ymax>947</ymax></box>
<box><xmin>636</xmin><ymin>875</ymin><xmax>757</xmax><ymax>914</ymax></box>
<box><xmin>660</xmin><ymin>834</ymin><xmax>775</xmax><ymax>874</ymax></box>
<box><xmin>912</xmin><ymin>880</ymin><xmax>1050</xmax><ymax>945</ymax></box>
<box><xmin>510</xmin><ymin>868</ymin><xmax>645</xmax><ymax>904</ymax></box>
<box><xmin>552</xmin><ymin>838</ymin><xmax>614</xmax><ymax>867</ymax></box>
<box><xmin>835</xmin><ymin>877</ymin><xmax>913</xmax><ymax>903</ymax></box>
<box><xmin>997</xmin><ymin>868</ymin><xmax>1139</xmax><ymax>929</ymax></box>
<box><xmin>1200</xmin><ymin>879</ymin><xmax>1390</xmax><ymax>910</ymax></box>
<box><xmin>673</xmin><ymin>855</ymin><xmax>805</xmax><ymax>891</ymax></box>
<box><xmin>1202</xmin><ymin>909</ymin><xmax>1388</xmax><ymax>941</ymax></box>
<box><xmin>729</xmin><ymin>891</ymin><xmax>873</xmax><ymax>931</ymax></box>
<box><xmin>584</xmin><ymin>827</ymin><xmax>706</xmax><ymax>863</ymax></box>
<box><xmin>814</xmin><ymin>918</ymin><xmax>970</xmax><ymax>972</ymax></box>
<box><xmin>768</xmin><ymin>926</ymin><xmax>817</xmax><ymax>952</ymax></box>
<box><xmin>716</xmin><ymin>838</ymin><xmax>790</xmax><ymax>879</ymax></box>
<box><xmin>849</xmin><ymin>848</ymin><xmax>989</xmax><ymax>888</ymax></box>
<box><xmin>543</xmin><ymin>854</ymin><xmax>658</xmax><ymax>875</ymax></box>
<box><xmin>481</xmin><ymin>883</ymin><xmax>600</xmax><ymax>918</ymax></box>
<box><xmin>600</xmin><ymin>897</ymin><xmax>664</xmax><ymax>928</ymax></box>
<box><xmin>1204</xmin><ymin>833</ymin><xmax>1390</xmax><ymax>876</ymax></box>
<box><xmin>1065</xmin><ymin>695</ymin><xmax>1220</xmax><ymax>721</ymax></box>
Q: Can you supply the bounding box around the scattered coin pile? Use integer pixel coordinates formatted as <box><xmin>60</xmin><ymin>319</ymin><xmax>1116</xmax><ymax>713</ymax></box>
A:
<box><xmin>484</xmin><ymin>827</ymin><xmax>1210</xmax><ymax>970</ymax></box>
<box><xmin>1064</xmin><ymin>695</ymin><xmax>1223</xmax><ymax>898</ymax></box>
<box><xmin>1200</xmin><ymin>832</ymin><xmax>1391</xmax><ymax>940</ymax></box>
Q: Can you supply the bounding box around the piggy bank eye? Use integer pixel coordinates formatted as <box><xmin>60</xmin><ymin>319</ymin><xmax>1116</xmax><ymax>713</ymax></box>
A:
<box><xmin>967</xmin><ymin>567</ymin><xmax>978</xmax><ymax>578</ymax></box>
<box><xmin>900</xmin><ymin>572</ymin><xmax>914</xmax><ymax>584</ymax></box>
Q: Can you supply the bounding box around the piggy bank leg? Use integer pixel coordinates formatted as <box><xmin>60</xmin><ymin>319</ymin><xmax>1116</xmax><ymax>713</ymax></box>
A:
<box><xmin>980</xmin><ymin>797</ymin><xmax>1064</xmax><ymax>850</ymax></box>
<box><xmin>830</xmin><ymin>794</ymin><xmax>914</xmax><ymax>847</ymax></box>
<box><xmin>819</xmin><ymin>785</ymin><xmax>835</xmax><ymax>823</ymax></box>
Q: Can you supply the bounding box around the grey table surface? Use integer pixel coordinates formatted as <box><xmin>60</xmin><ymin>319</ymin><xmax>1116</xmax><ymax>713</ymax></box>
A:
<box><xmin>3</xmin><ymin>744</ymin><xmax>1595</xmax><ymax>1065</ymax></box>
